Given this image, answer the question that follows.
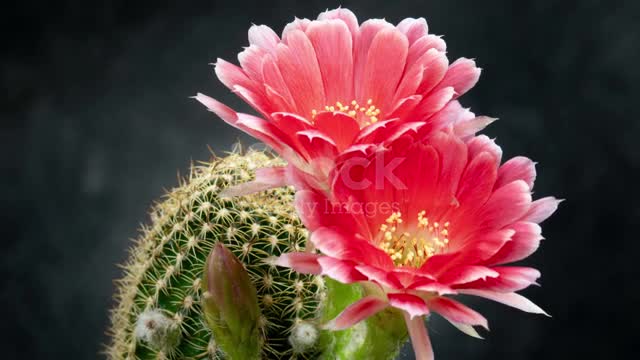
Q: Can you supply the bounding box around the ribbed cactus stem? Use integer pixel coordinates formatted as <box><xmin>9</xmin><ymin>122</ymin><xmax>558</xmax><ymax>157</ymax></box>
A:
<box><xmin>107</xmin><ymin>151</ymin><xmax>324</xmax><ymax>359</ymax></box>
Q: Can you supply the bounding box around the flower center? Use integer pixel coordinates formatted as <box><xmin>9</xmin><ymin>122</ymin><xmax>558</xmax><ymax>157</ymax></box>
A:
<box><xmin>311</xmin><ymin>99</ymin><xmax>381</xmax><ymax>127</ymax></box>
<box><xmin>378</xmin><ymin>211</ymin><xmax>451</xmax><ymax>267</ymax></box>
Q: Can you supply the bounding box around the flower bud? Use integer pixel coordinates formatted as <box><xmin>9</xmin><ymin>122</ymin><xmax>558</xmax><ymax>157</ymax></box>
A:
<box><xmin>201</xmin><ymin>243</ymin><xmax>261</xmax><ymax>359</ymax></box>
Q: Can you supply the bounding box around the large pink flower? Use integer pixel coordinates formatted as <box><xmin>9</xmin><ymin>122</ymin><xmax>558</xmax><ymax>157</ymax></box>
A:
<box><xmin>195</xmin><ymin>8</ymin><xmax>493</xmax><ymax>194</ymax></box>
<box><xmin>276</xmin><ymin>131</ymin><xmax>560</xmax><ymax>359</ymax></box>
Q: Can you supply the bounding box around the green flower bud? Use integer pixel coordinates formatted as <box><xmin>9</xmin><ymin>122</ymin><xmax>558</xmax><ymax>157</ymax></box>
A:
<box><xmin>201</xmin><ymin>243</ymin><xmax>262</xmax><ymax>359</ymax></box>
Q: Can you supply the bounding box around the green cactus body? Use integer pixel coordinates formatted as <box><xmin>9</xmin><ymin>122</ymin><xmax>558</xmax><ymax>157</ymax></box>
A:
<box><xmin>108</xmin><ymin>151</ymin><xmax>323</xmax><ymax>359</ymax></box>
<box><xmin>107</xmin><ymin>150</ymin><xmax>410</xmax><ymax>360</ymax></box>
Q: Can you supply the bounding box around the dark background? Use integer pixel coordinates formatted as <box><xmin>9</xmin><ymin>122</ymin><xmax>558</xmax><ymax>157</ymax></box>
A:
<box><xmin>3</xmin><ymin>0</ymin><xmax>639</xmax><ymax>358</ymax></box>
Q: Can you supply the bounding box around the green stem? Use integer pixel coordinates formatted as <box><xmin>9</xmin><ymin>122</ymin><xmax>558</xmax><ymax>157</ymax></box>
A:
<box><xmin>318</xmin><ymin>279</ymin><xmax>409</xmax><ymax>360</ymax></box>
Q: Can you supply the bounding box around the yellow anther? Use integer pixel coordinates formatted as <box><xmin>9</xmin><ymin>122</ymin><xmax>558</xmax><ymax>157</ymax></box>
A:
<box><xmin>377</xmin><ymin>210</ymin><xmax>452</xmax><ymax>267</ymax></box>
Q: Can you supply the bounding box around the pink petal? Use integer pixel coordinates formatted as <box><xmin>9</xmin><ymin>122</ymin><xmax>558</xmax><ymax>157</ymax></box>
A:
<box><xmin>495</xmin><ymin>156</ymin><xmax>536</xmax><ymax>190</ymax></box>
<box><xmin>396</xmin><ymin>17</ymin><xmax>429</xmax><ymax>45</ymax></box>
<box><xmin>414</xmin><ymin>86</ymin><xmax>456</xmax><ymax>120</ymax></box>
<box><xmin>354</xmin><ymin>118</ymin><xmax>399</xmax><ymax>144</ymax></box>
<box><xmin>261</xmin><ymin>55</ymin><xmax>297</xmax><ymax>112</ymax></box>
<box><xmin>353</xmin><ymin>19</ymin><xmax>395</xmax><ymax>97</ymax></box>
<box><xmin>409</xmin><ymin>277</ymin><xmax>455</xmax><ymax>296</ymax></box>
<box><xmin>453</xmin><ymin>116</ymin><xmax>497</xmax><ymax>139</ymax></box>
<box><xmin>275</xmin><ymin>252</ymin><xmax>322</xmax><ymax>274</ymax></box>
<box><xmin>385</xmin><ymin>96</ymin><xmax>423</xmax><ymax>124</ymax></box>
<box><xmin>218</xmin><ymin>166</ymin><xmax>287</xmax><ymax>198</ymax></box>
<box><xmin>406</xmin><ymin>35</ymin><xmax>447</xmax><ymax>69</ymax></box>
<box><xmin>403</xmin><ymin>312</ymin><xmax>434</xmax><ymax>360</ymax></box>
<box><xmin>522</xmin><ymin>197</ymin><xmax>562</xmax><ymax>223</ymax></box>
<box><xmin>248</xmin><ymin>24</ymin><xmax>280</xmax><ymax>53</ymax></box>
<box><xmin>310</xmin><ymin>227</ymin><xmax>394</xmax><ymax>269</ymax></box>
<box><xmin>461</xmin><ymin>266</ymin><xmax>541</xmax><ymax>292</ymax></box>
<box><xmin>455</xmin><ymin>151</ymin><xmax>498</xmax><ymax>211</ymax></box>
<box><xmin>193</xmin><ymin>93</ymin><xmax>238</xmax><ymax>125</ymax></box>
<box><xmin>426</xmin><ymin>296</ymin><xmax>489</xmax><ymax>330</ymax></box>
<box><xmin>416</xmin><ymin>50</ymin><xmax>450</xmax><ymax>95</ymax></box>
<box><xmin>313</xmin><ymin>111</ymin><xmax>360</xmax><ymax>151</ymax></box>
<box><xmin>214</xmin><ymin>58</ymin><xmax>254</xmax><ymax>91</ymax></box>
<box><xmin>306</xmin><ymin>19</ymin><xmax>354</xmax><ymax>103</ymax></box>
<box><xmin>436</xmin><ymin>58</ymin><xmax>481</xmax><ymax>98</ymax></box>
<box><xmin>361</xmin><ymin>28</ymin><xmax>409</xmax><ymax>111</ymax></box>
<box><xmin>466</xmin><ymin>135</ymin><xmax>502</xmax><ymax>166</ymax></box>
<box><xmin>392</xmin><ymin>64</ymin><xmax>424</xmax><ymax>105</ymax></box>
<box><xmin>429</xmin><ymin>131</ymin><xmax>468</xmax><ymax>204</ymax></box>
<box><xmin>276</xmin><ymin>30</ymin><xmax>325</xmax><ymax>115</ymax></box>
<box><xmin>317</xmin><ymin>257</ymin><xmax>367</xmax><ymax>283</ymax></box>
<box><xmin>317</xmin><ymin>7</ymin><xmax>359</xmax><ymax>44</ymax></box>
<box><xmin>324</xmin><ymin>295</ymin><xmax>389</xmax><ymax>330</ymax></box>
<box><xmin>296</xmin><ymin>129</ymin><xmax>339</xmax><ymax>164</ymax></box>
<box><xmin>478</xmin><ymin>180</ymin><xmax>531</xmax><ymax>229</ymax></box>
<box><xmin>459</xmin><ymin>289</ymin><xmax>549</xmax><ymax>316</ymax></box>
<box><xmin>293</xmin><ymin>190</ymin><xmax>359</xmax><ymax>231</ymax></box>
<box><xmin>355</xmin><ymin>264</ymin><xmax>404</xmax><ymax>289</ymax></box>
<box><xmin>438</xmin><ymin>265</ymin><xmax>499</xmax><ymax>286</ymax></box>
<box><xmin>282</xmin><ymin>17</ymin><xmax>311</xmax><ymax>40</ymax></box>
<box><xmin>388</xmin><ymin>293</ymin><xmax>430</xmax><ymax>318</ymax></box>
<box><xmin>270</xmin><ymin>112</ymin><xmax>313</xmax><ymax>134</ymax></box>
<box><xmin>238</xmin><ymin>45</ymin><xmax>267</xmax><ymax>82</ymax></box>
<box><xmin>264</xmin><ymin>85</ymin><xmax>297</xmax><ymax>113</ymax></box>
<box><xmin>486</xmin><ymin>221</ymin><xmax>543</xmax><ymax>265</ymax></box>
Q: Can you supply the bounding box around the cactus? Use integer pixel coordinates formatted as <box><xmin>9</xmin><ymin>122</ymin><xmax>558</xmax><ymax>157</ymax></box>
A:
<box><xmin>107</xmin><ymin>150</ymin><xmax>409</xmax><ymax>360</ymax></box>
<box><xmin>107</xmin><ymin>150</ymin><xmax>325</xmax><ymax>359</ymax></box>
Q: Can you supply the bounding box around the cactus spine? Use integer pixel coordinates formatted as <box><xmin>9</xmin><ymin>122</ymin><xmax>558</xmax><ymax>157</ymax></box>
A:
<box><xmin>107</xmin><ymin>151</ymin><xmax>325</xmax><ymax>359</ymax></box>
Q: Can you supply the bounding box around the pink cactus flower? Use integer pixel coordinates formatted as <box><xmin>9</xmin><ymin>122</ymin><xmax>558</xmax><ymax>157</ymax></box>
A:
<box><xmin>195</xmin><ymin>8</ymin><xmax>493</xmax><ymax>195</ymax></box>
<box><xmin>276</xmin><ymin>131</ymin><xmax>560</xmax><ymax>359</ymax></box>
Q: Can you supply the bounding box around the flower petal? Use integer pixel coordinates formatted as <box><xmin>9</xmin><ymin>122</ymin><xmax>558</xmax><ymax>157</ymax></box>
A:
<box><xmin>355</xmin><ymin>264</ymin><xmax>404</xmax><ymax>289</ymax></box>
<box><xmin>306</xmin><ymin>19</ymin><xmax>354</xmax><ymax>103</ymax></box>
<box><xmin>275</xmin><ymin>252</ymin><xmax>322</xmax><ymax>274</ymax></box>
<box><xmin>310</xmin><ymin>227</ymin><xmax>394</xmax><ymax>269</ymax></box>
<box><xmin>457</xmin><ymin>266</ymin><xmax>541</xmax><ymax>292</ymax></box>
<box><xmin>361</xmin><ymin>28</ymin><xmax>409</xmax><ymax>112</ymax></box>
<box><xmin>459</xmin><ymin>289</ymin><xmax>549</xmax><ymax>316</ymax></box>
<box><xmin>403</xmin><ymin>311</ymin><xmax>434</xmax><ymax>360</ymax></box>
<box><xmin>495</xmin><ymin>156</ymin><xmax>536</xmax><ymax>190</ymax></box>
<box><xmin>522</xmin><ymin>197</ymin><xmax>562</xmax><ymax>223</ymax></box>
<box><xmin>317</xmin><ymin>257</ymin><xmax>368</xmax><ymax>283</ymax></box>
<box><xmin>438</xmin><ymin>265</ymin><xmax>499</xmax><ymax>286</ymax></box>
<box><xmin>407</xmin><ymin>35</ymin><xmax>446</xmax><ymax>68</ymax></box>
<box><xmin>277</xmin><ymin>30</ymin><xmax>325</xmax><ymax>114</ymax></box>
<box><xmin>324</xmin><ymin>295</ymin><xmax>389</xmax><ymax>331</ymax></box>
<box><xmin>435</xmin><ymin>57</ymin><xmax>481</xmax><ymax>98</ymax></box>
<box><xmin>486</xmin><ymin>221</ymin><xmax>543</xmax><ymax>265</ymax></box>
<box><xmin>426</xmin><ymin>296</ymin><xmax>489</xmax><ymax>330</ymax></box>
<box><xmin>388</xmin><ymin>293</ymin><xmax>429</xmax><ymax>318</ymax></box>
<box><xmin>219</xmin><ymin>166</ymin><xmax>287</xmax><ymax>198</ymax></box>
<box><xmin>313</xmin><ymin>111</ymin><xmax>360</xmax><ymax>151</ymax></box>
<box><xmin>248</xmin><ymin>24</ymin><xmax>280</xmax><ymax>53</ymax></box>
<box><xmin>353</xmin><ymin>19</ymin><xmax>395</xmax><ymax>95</ymax></box>
<box><xmin>396</xmin><ymin>17</ymin><xmax>429</xmax><ymax>45</ymax></box>
<box><xmin>317</xmin><ymin>7</ymin><xmax>359</xmax><ymax>43</ymax></box>
<box><xmin>478</xmin><ymin>180</ymin><xmax>531</xmax><ymax>229</ymax></box>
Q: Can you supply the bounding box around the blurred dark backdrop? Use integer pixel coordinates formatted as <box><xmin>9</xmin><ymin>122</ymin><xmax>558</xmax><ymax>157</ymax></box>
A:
<box><xmin>3</xmin><ymin>0</ymin><xmax>639</xmax><ymax>358</ymax></box>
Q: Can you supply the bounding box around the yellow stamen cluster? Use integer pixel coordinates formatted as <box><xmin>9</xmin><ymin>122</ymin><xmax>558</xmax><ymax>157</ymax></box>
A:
<box><xmin>311</xmin><ymin>99</ymin><xmax>382</xmax><ymax>126</ymax></box>
<box><xmin>378</xmin><ymin>211</ymin><xmax>451</xmax><ymax>267</ymax></box>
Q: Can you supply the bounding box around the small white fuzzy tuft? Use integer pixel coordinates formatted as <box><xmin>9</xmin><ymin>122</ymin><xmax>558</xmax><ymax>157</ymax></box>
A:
<box><xmin>134</xmin><ymin>309</ymin><xmax>181</xmax><ymax>352</ymax></box>
<box><xmin>289</xmin><ymin>321</ymin><xmax>319</xmax><ymax>353</ymax></box>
